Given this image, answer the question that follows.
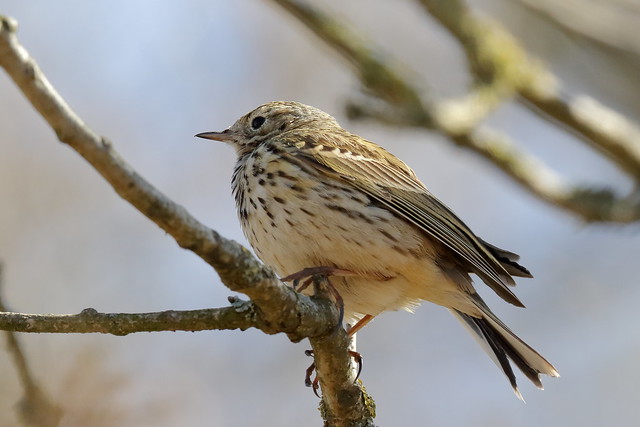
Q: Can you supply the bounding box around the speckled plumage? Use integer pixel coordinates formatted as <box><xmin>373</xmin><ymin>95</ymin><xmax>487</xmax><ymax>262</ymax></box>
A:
<box><xmin>197</xmin><ymin>101</ymin><xmax>558</xmax><ymax>399</ymax></box>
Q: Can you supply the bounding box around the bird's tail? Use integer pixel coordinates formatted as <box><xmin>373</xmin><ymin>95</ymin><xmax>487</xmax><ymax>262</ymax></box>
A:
<box><xmin>451</xmin><ymin>303</ymin><xmax>559</xmax><ymax>401</ymax></box>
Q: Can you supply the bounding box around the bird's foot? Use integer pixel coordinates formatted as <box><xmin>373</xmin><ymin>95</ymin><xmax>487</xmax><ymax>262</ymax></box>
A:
<box><xmin>304</xmin><ymin>349</ymin><xmax>364</xmax><ymax>397</ymax></box>
<box><xmin>281</xmin><ymin>266</ymin><xmax>351</xmax><ymax>327</ymax></box>
<box><xmin>281</xmin><ymin>266</ymin><xmax>355</xmax><ymax>292</ymax></box>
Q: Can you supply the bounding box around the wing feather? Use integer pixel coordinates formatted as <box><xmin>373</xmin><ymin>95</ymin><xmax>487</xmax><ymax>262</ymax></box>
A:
<box><xmin>278</xmin><ymin>132</ymin><xmax>526</xmax><ymax>307</ymax></box>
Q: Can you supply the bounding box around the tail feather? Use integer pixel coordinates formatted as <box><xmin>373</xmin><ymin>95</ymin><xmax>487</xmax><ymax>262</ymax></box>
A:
<box><xmin>451</xmin><ymin>305</ymin><xmax>558</xmax><ymax>400</ymax></box>
<box><xmin>479</xmin><ymin>238</ymin><xmax>533</xmax><ymax>278</ymax></box>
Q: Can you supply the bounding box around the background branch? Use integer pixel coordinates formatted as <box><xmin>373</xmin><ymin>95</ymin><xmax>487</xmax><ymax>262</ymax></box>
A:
<box><xmin>419</xmin><ymin>0</ymin><xmax>640</xmax><ymax>179</ymax></box>
<box><xmin>518</xmin><ymin>0</ymin><xmax>640</xmax><ymax>56</ymax></box>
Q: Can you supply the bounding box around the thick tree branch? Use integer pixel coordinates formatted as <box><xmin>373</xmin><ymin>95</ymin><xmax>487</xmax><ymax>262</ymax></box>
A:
<box><xmin>271</xmin><ymin>0</ymin><xmax>640</xmax><ymax>223</ymax></box>
<box><xmin>0</xmin><ymin>15</ymin><xmax>371</xmax><ymax>426</ymax></box>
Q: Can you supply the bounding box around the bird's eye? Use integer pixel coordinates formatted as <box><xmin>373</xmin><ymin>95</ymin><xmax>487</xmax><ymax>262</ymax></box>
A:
<box><xmin>251</xmin><ymin>116</ymin><xmax>266</xmax><ymax>130</ymax></box>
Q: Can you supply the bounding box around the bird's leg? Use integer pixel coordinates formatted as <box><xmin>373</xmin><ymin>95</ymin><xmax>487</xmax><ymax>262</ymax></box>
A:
<box><xmin>303</xmin><ymin>348</ymin><xmax>362</xmax><ymax>396</ymax></box>
<box><xmin>346</xmin><ymin>314</ymin><xmax>374</xmax><ymax>337</ymax></box>
<box><xmin>319</xmin><ymin>275</ymin><xmax>345</xmax><ymax>329</ymax></box>
<box><xmin>303</xmin><ymin>321</ymin><xmax>369</xmax><ymax>397</ymax></box>
<box><xmin>342</xmin><ymin>315</ymin><xmax>374</xmax><ymax>381</ymax></box>
<box><xmin>283</xmin><ymin>267</ymin><xmax>368</xmax><ymax>394</ymax></box>
<box><xmin>281</xmin><ymin>266</ymin><xmax>356</xmax><ymax>288</ymax></box>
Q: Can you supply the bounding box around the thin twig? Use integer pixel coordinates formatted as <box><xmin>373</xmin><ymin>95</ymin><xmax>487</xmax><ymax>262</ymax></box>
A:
<box><xmin>0</xmin><ymin>305</ymin><xmax>251</xmax><ymax>335</ymax></box>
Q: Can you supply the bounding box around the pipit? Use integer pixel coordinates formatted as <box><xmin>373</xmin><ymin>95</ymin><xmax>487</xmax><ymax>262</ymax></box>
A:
<box><xmin>196</xmin><ymin>101</ymin><xmax>558</xmax><ymax>399</ymax></box>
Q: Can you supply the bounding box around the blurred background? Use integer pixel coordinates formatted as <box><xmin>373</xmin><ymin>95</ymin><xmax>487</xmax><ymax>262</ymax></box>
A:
<box><xmin>1</xmin><ymin>0</ymin><xmax>640</xmax><ymax>426</ymax></box>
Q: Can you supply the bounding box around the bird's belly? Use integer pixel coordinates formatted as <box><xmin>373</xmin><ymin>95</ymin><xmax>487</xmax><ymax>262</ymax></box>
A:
<box><xmin>237</xmin><ymin>162</ymin><xmax>463</xmax><ymax>321</ymax></box>
<box><xmin>241</xmin><ymin>163</ymin><xmax>421</xmax><ymax>277</ymax></box>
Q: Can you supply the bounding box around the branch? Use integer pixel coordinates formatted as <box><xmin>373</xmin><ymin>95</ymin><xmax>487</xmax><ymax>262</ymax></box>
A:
<box><xmin>271</xmin><ymin>0</ymin><xmax>640</xmax><ymax>223</ymax></box>
<box><xmin>309</xmin><ymin>332</ymin><xmax>376</xmax><ymax>427</ymax></box>
<box><xmin>455</xmin><ymin>129</ymin><xmax>640</xmax><ymax>222</ymax></box>
<box><xmin>0</xmin><ymin>15</ymin><xmax>372</xmax><ymax>426</ymax></box>
<box><xmin>271</xmin><ymin>0</ymin><xmax>432</xmax><ymax>126</ymax></box>
<box><xmin>0</xmin><ymin>304</ymin><xmax>251</xmax><ymax>336</ymax></box>
<box><xmin>0</xmin><ymin>296</ymin><xmax>336</xmax><ymax>337</ymax></box>
<box><xmin>519</xmin><ymin>92</ymin><xmax>640</xmax><ymax>182</ymax></box>
<box><xmin>418</xmin><ymin>0</ymin><xmax>640</xmax><ymax>181</ymax></box>
<box><xmin>517</xmin><ymin>0</ymin><xmax>640</xmax><ymax>57</ymax></box>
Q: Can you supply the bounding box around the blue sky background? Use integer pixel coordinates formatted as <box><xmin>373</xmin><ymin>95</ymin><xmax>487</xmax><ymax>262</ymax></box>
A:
<box><xmin>1</xmin><ymin>1</ymin><xmax>640</xmax><ymax>426</ymax></box>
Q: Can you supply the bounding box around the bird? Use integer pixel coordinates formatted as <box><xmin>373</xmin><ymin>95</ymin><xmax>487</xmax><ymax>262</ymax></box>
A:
<box><xmin>196</xmin><ymin>101</ymin><xmax>558</xmax><ymax>399</ymax></box>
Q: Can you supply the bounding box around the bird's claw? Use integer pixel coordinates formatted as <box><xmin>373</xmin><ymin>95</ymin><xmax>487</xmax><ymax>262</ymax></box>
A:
<box><xmin>281</xmin><ymin>267</ymin><xmax>346</xmax><ymax>328</ymax></box>
<box><xmin>303</xmin><ymin>349</ymin><xmax>363</xmax><ymax>397</ymax></box>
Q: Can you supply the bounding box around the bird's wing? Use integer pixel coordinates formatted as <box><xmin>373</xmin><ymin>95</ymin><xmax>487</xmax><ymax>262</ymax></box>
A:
<box><xmin>278</xmin><ymin>132</ymin><xmax>528</xmax><ymax>307</ymax></box>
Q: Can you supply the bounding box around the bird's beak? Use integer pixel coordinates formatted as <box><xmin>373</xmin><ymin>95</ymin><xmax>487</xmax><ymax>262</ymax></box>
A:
<box><xmin>195</xmin><ymin>129</ymin><xmax>236</xmax><ymax>142</ymax></box>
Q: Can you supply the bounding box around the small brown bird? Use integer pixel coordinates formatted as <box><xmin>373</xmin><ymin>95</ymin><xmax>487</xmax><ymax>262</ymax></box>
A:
<box><xmin>196</xmin><ymin>101</ymin><xmax>558</xmax><ymax>399</ymax></box>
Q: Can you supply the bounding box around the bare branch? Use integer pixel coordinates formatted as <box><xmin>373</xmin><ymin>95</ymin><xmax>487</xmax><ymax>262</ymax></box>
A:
<box><xmin>0</xmin><ymin>305</ymin><xmax>251</xmax><ymax>336</ymax></box>
<box><xmin>418</xmin><ymin>0</ymin><xmax>640</xmax><ymax>180</ymax></box>
<box><xmin>518</xmin><ymin>92</ymin><xmax>640</xmax><ymax>182</ymax></box>
<box><xmin>0</xmin><ymin>296</ymin><xmax>341</xmax><ymax>338</ymax></box>
<box><xmin>309</xmin><ymin>331</ymin><xmax>376</xmax><ymax>427</ymax></box>
<box><xmin>307</xmin><ymin>281</ymin><xmax>376</xmax><ymax>426</ymax></box>
<box><xmin>517</xmin><ymin>0</ymin><xmax>640</xmax><ymax>56</ymax></box>
<box><xmin>417</xmin><ymin>0</ymin><xmax>551</xmax><ymax>89</ymax></box>
<box><xmin>455</xmin><ymin>129</ymin><xmax>640</xmax><ymax>223</ymax></box>
<box><xmin>271</xmin><ymin>0</ymin><xmax>432</xmax><ymax>126</ymax></box>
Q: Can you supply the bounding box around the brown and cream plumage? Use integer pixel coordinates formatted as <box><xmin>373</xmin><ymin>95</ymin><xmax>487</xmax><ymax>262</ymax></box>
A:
<box><xmin>197</xmin><ymin>101</ymin><xmax>558</xmax><ymax>399</ymax></box>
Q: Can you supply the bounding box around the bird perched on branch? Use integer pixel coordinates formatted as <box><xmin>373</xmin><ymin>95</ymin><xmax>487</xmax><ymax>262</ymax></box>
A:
<box><xmin>197</xmin><ymin>101</ymin><xmax>558</xmax><ymax>399</ymax></box>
